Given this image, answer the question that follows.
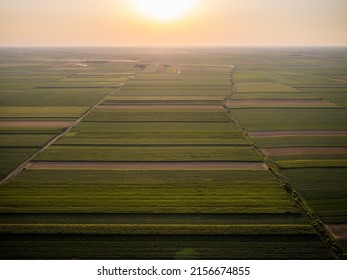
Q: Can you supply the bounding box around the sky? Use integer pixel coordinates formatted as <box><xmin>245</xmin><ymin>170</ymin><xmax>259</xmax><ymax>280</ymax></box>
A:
<box><xmin>1</xmin><ymin>0</ymin><xmax>346</xmax><ymax>47</ymax></box>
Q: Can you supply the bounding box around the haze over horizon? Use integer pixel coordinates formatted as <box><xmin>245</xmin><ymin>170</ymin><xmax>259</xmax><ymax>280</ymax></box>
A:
<box><xmin>1</xmin><ymin>0</ymin><xmax>346</xmax><ymax>47</ymax></box>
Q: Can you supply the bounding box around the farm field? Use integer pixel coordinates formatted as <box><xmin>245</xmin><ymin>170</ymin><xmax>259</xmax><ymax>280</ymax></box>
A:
<box><xmin>229</xmin><ymin>48</ymin><xmax>347</xmax><ymax>258</ymax></box>
<box><xmin>0</xmin><ymin>47</ymin><xmax>346</xmax><ymax>259</ymax></box>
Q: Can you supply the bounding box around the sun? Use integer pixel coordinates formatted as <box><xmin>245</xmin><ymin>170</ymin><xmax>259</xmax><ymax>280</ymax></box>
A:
<box><xmin>131</xmin><ymin>0</ymin><xmax>197</xmax><ymax>21</ymax></box>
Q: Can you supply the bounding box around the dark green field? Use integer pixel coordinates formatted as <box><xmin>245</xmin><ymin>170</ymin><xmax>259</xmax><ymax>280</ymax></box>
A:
<box><xmin>0</xmin><ymin>47</ymin><xmax>346</xmax><ymax>259</ymax></box>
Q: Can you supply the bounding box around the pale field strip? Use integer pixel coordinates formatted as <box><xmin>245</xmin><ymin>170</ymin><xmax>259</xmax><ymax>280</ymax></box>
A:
<box><xmin>325</xmin><ymin>224</ymin><xmax>347</xmax><ymax>239</ymax></box>
<box><xmin>226</xmin><ymin>99</ymin><xmax>341</xmax><ymax>108</ymax></box>
<box><xmin>97</xmin><ymin>105</ymin><xmax>224</xmax><ymax>110</ymax></box>
<box><xmin>26</xmin><ymin>161</ymin><xmax>269</xmax><ymax>171</ymax></box>
<box><xmin>250</xmin><ymin>131</ymin><xmax>347</xmax><ymax>137</ymax></box>
<box><xmin>262</xmin><ymin>147</ymin><xmax>347</xmax><ymax>156</ymax></box>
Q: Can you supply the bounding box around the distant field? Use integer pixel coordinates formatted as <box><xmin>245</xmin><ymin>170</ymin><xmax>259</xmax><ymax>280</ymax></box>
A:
<box><xmin>236</xmin><ymin>82</ymin><xmax>301</xmax><ymax>93</ymax></box>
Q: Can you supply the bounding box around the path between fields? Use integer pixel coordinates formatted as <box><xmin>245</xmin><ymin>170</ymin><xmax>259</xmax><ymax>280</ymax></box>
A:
<box><xmin>250</xmin><ymin>131</ymin><xmax>347</xmax><ymax>137</ymax></box>
<box><xmin>26</xmin><ymin>161</ymin><xmax>269</xmax><ymax>171</ymax></box>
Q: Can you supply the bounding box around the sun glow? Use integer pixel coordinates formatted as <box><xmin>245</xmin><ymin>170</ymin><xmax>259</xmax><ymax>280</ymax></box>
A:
<box><xmin>131</xmin><ymin>0</ymin><xmax>197</xmax><ymax>21</ymax></box>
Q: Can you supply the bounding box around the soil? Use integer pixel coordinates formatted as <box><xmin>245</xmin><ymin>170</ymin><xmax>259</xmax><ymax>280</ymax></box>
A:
<box><xmin>325</xmin><ymin>224</ymin><xmax>347</xmax><ymax>239</ymax></box>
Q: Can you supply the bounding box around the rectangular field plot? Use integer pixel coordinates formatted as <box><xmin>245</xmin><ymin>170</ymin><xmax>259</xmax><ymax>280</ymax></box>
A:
<box><xmin>34</xmin><ymin>146</ymin><xmax>262</xmax><ymax>162</ymax></box>
<box><xmin>84</xmin><ymin>110</ymin><xmax>228</xmax><ymax>122</ymax></box>
<box><xmin>0</xmin><ymin>148</ymin><xmax>38</xmax><ymax>179</ymax></box>
<box><xmin>96</xmin><ymin>105</ymin><xmax>223</xmax><ymax>110</ymax></box>
<box><xmin>0</xmin><ymin>107</ymin><xmax>88</xmax><ymax>118</ymax></box>
<box><xmin>0</xmin><ymin>234</ymin><xmax>333</xmax><ymax>260</ymax></box>
<box><xmin>106</xmin><ymin>95</ymin><xmax>225</xmax><ymax>101</ymax></box>
<box><xmin>252</xmin><ymin>135</ymin><xmax>347</xmax><ymax>148</ymax></box>
<box><xmin>27</xmin><ymin>161</ymin><xmax>268</xmax><ymax>171</ymax></box>
<box><xmin>0</xmin><ymin>88</ymin><xmax>113</xmax><ymax>107</ymax></box>
<box><xmin>74</xmin><ymin>122</ymin><xmax>241</xmax><ymax>132</ymax></box>
<box><xmin>0</xmin><ymin>170</ymin><xmax>299</xmax><ymax>214</ymax></box>
<box><xmin>232</xmin><ymin>92</ymin><xmax>315</xmax><ymax>100</ymax></box>
<box><xmin>227</xmin><ymin>99</ymin><xmax>340</xmax><ymax>108</ymax></box>
<box><xmin>57</xmin><ymin>131</ymin><xmax>249</xmax><ymax>145</ymax></box>
<box><xmin>0</xmin><ymin>121</ymin><xmax>74</xmax><ymax>128</ymax></box>
<box><xmin>236</xmin><ymin>82</ymin><xmax>301</xmax><ymax>93</ymax></box>
<box><xmin>309</xmin><ymin>93</ymin><xmax>347</xmax><ymax>107</ymax></box>
<box><xmin>0</xmin><ymin>134</ymin><xmax>55</xmax><ymax>147</ymax></box>
<box><xmin>232</xmin><ymin>108</ymin><xmax>347</xmax><ymax>131</ymax></box>
<box><xmin>283</xmin><ymin>168</ymin><xmax>347</xmax><ymax>224</ymax></box>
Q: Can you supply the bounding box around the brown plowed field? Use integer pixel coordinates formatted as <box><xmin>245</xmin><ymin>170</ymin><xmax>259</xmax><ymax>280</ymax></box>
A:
<box><xmin>250</xmin><ymin>131</ymin><xmax>347</xmax><ymax>137</ymax></box>
<box><xmin>97</xmin><ymin>105</ymin><xmax>223</xmax><ymax>110</ymax></box>
<box><xmin>325</xmin><ymin>224</ymin><xmax>347</xmax><ymax>239</ymax></box>
<box><xmin>0</xmin><ymin>121</ymin><xmax>74</xmax><ymax>127</ymax></box>
<box><xmin>27</xmin><ymin>161</ymin><xmax>269</xmax><ymax>171</ymax></box>
<box><xmin>262</xmin><ymin>147</ymin><xmax>347</xmax><ymax>156</ymax></box>
<box><xmin>227</xmin><ymin>99</ymin><xmax>340</xmax><ymax>108</ymax></box>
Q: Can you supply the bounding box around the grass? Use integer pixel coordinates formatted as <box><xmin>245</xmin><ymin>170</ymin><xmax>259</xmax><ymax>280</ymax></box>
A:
<box><xmin>0</xmin><ymin>234</ymin><xmax>332</xmax><ymax>260</ymax></box>
<box><xmin>0</xmin><ymin>170</ymin><xmax>298</xmax><ymax>214</ymax></box>
<box><xmin>283</xmin><ymin>168</ymin><xmax>347</xmax><ymax>224</ymax></box>
<box><xmin>277</xmin><ymin>159</ymin><xmax>347</xmax><ymax>169</ymax></box>
<box><xmin>0</xmin><ymin>224</ymin><xmax>315</xmax><ymax>235</ymax></box>
<box><xmin>84</xmin><ymin>110</ymin><xmax>229</xmax><ymax>122</ymax></box>
<box><xmin>0</xmin><ymin>107</ymin><xmax>88</xmax><ymax>118</ymax></box>
<box><xmin>232</xmin><ymin>108</ymin><xmax>347</xmax><ymax>131</ymax></box>
<box><xmin>0</xmin><ymin>148</ymin><xmax>38</xmax><ymax>179</ymax></box>
<box><xmin>0</xmin><ymin>213</ymin><xmax>308</xmax><ymax>225</ymax></box>
<box><xmin>34</xmin><ymin>145</ymin><xmax>262</xmax><ymax>162</ymax></box>
<box><xmin>0</xmin><ymin>88</ymin><xmax>113</xmax><ymax>107</ymax></box>
<box><xmin>57</xmin><ymin>131</ymin><xmax>249</xmax><ymax>145</ymax></box>
<box><xmin>236</xmin><ymin>82</ymin><xmax>301</xmax><ymax>93</ymax></box>
<box><xmin>254</xmin><ymin>136</ymin><xmax>347</xmax><ymax>148</ymax></box>
<box><xmin>0</xmin><ymin>134</ymin><xmax>55</xmax><ymax>147</ymax></box>
<box><xmin>74</xmin><ymin>121</ymin><xmax>241</xmax><ymax>132</ymax></box>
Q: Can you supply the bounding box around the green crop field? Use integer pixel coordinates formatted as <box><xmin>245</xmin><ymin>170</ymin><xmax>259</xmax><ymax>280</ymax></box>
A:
<box><xmin>34</xmin><ymin>145</ymin><xmax>262</xmax><ymax>162</ymax></box>
<box><xmin>0</xmin><ymin>47</ymin><xmax>346</xmax><ymax>260</ymax></box>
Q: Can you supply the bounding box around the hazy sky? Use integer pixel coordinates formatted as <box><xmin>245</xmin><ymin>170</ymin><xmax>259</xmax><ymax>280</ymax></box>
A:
<box><xmin>1</xmin><ymin>0</ymin><xmax>346</xmax><ymax>46</ymax></box>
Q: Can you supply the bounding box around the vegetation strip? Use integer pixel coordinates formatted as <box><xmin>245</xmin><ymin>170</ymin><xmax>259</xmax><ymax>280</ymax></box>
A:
<box><xmin>227</xmin><ymin>99</ymin><xmax>341</xmax><ymax>108</ymax></box>
<box><xmin>0</xmin><ymin>121</ymin><xmax>75</xmax><ymax>127</ymax></box>
<box><xmin>96</xmin><ymin>105</ymin><xmax>223</xmax><ymax>110</ymax></box>
<box><xmin>262</xmin><ymin>147</ymin><xmax>347</xmax><ymax>156</ymax></box>
<box><xmin>26</xmin><ymin>161</ymin><xmax>269</xmax><ymax>171</ymax></box>
<box><xmin>250</xmin><ymin>131</ymin><xmax>347</xmax><ymax>137</ymax></box>
<box><xmin>0</xmin><ymin>224</ymin><xmax>314</xmax><ymax>235</ymax></box>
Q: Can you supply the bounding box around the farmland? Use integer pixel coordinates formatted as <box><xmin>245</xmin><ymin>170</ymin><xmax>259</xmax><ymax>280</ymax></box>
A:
<box><xmin>0</xmin><ymin>47</ymin><xmax>346</xmax><ymax>259</ymax></box>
